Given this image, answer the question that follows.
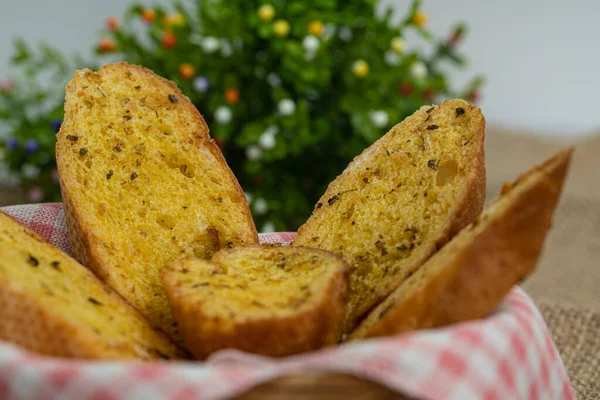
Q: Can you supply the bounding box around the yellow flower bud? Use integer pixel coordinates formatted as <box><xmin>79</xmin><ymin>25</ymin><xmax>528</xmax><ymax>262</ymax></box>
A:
<box><xmin>179</xmin><ymin>63</ymin><xmax>195</xmax><ymax>80</ymax></box>
<box><xmin>352</xmin><ymin>60</ymin><xmax>369</xmax><ymax>78</ymax></box>
<box><xmin>390</xmin><ymin>37</ymin><xmax>405</xmax><ymax>53</ymax></box>
<box><xmin>412</xmin><ymin>12</ymin><xmax>427</xmax><ymax>26</ymax></box>
<box><xmin>258</xmin><ymin>4</ymin><xmax>275</xmax><ymax>22</ymax></box>
<box><xmin>273</xmin><ymin>19</ymin><xmax>291</xmax><ymax>37</ymax></box>
<box><xmin>164</xmin><ymin>13</ymin><xmax>185</xmax><ymax>27</ymax></box>
<box><xmin>308</xmin><ymin>20</ymin><xmax>325</xmax><ymax>36</ymax></box>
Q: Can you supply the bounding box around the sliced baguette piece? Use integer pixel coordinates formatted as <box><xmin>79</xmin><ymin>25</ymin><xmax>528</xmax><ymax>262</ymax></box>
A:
<box><xmin>0</xmin><ymin>211</ymin><xmax>185</xmax><ymax>360</ymax></box>
<box><xmin>56</xmin><ymin>62</ymin><xmax>258</xmax><ymax>343</ymax></box>
<box><xmin>161</xmin><ymin>246</ymin><xmax>349</xmax><ymax>359</ymax></box>
<box><xmin>350</xmin><ymin>148</ymin><xmax>572</xmax><ymax>340</ymax></box>
<box><xmin>293</xmin><ymin>99</ymin><xmax>486</xmax><ymax>332</ymax></box>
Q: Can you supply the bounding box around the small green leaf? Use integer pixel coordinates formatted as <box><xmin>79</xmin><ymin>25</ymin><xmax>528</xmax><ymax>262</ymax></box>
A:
<box><xmin>11</xmin><ymin>38</ymin><xmax>31</xmax><ymax>63</ymax></box>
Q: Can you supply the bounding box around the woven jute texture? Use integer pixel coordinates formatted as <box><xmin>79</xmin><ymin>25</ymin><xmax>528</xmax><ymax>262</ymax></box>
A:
<box><xmin>486</xmin><ymin>129</ymin><xmax>600</xmax><ymax>399</ymax></box>
<box><xmin>538</xmin><ymin>299</ymin><xmax>600</xmax><ymax>400</ymax></box>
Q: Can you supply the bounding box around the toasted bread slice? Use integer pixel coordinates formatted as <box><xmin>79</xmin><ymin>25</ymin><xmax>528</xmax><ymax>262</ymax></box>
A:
<box><xmin>0</xmin><ymin>212</ymin><xmax>185</xmax><ymax>360</ymax></box>
<box><xmin>56</xmin><ymin>62</ymin><xmax>258</xmax><ymax>343</ymax></box>
<box><xmin>293</xmin><ymin>99</ymin><xmax>486</xmax><ymax>332</ymax></box>
<box><xmin>161</xmin><ymin>246</ymin><xmax>349</xmax><ymax>359</ymax></box>
<box><xmin>350</xmin><ymin>148</ymin><xmax>572</xmax><ymax>340</ymax></box>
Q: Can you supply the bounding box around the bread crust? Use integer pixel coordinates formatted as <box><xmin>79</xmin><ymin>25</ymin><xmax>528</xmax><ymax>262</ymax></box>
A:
<box><xmin>293</xmin><ymin>99</ymin><xmax>486</xmax><ymax>332</ymax></box>
<box><xmin>55</xmin><ymin>62</ymin><xmax>258</xmax><ymax>342</ymax></box>
<box><xmin>161</xmin><ymin>246</ymin><xmax>349</xmax><ymax>359</ymax></box>
<box><xmin>0</xmin><ymin>212</ymin><xmax>185</xmax><ymax>360</ymax></box>
<box><xmin>349</xmin><ymin>148</ymin><xmax>572</xmax><ymax>339</ymax></box>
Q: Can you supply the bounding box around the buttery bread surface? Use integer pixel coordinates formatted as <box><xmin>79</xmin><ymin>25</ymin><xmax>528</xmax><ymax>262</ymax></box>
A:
<box><xmin>350</xmin><ymin>148</ymin><xmax>572</xmax><ymax>339</ymax></box>
<box><xmin>56</xmin><ymin>62</ymin><xmax>258</xmax><ymax>342</ymax></box>
<box><xmin>161</xmin><ymin>246</ymin><xmax>348</xmax><ymax>359</ymax></box>
<box><xmin>0</xmin><ymin>211</ymin><xmax>184</xmax><ymax>360</ymax></box>
<box><xmin>294</xmin><ymin>99</ymin><xmax>486</xmax><ymax>332</ymax></box>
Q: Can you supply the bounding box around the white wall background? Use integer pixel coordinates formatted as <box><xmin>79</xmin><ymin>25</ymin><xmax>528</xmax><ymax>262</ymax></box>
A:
<box><xmin>1</xmin><ymin>0</ymin><xmax>599</xmax><ymax>138</ymax></box>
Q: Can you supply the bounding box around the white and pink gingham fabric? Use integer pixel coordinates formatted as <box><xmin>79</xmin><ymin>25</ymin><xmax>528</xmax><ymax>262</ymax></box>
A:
<box><xmin>0</xmin><ymin>203</ymin><xmax>574</xmax><ymax>400</ymax></box>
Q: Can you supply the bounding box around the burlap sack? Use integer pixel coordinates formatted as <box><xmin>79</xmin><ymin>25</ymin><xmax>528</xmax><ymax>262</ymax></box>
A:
<box><xmin>486</xmin><ymin>129</ymin><xmax>600</xmax><ymax>399</ymax></box>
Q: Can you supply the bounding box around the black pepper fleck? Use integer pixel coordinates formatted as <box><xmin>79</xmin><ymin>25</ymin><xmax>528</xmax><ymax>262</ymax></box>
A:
<box><xmin>428</xmin><ymin>159</ymin><xmax>438</xmax><ymax>170</ymax></box>
<box><xmin>316</xmin><ymin>202</ymin><xmax>323</xmax><ymax>209</ymax></box>
<box><xmin>327</xmin><ymin>194</ymin><xmax>339</xmax><ymax>205</ymax></box>
<box><xmin>456</xmin><ymin>107</ymin><xmax>465</xmax><ymax>116</ymax></box>
<box><xmin>51</xmin><ymin>261</ymin><xmax>61</xmax><ymax>270</ymax></box>
<box><xmin>88</xmin><ymin>297</ymin><xmax>103</xmax><ymax>306</ymax></box>
<box><xmin>106</xmin><ymin>170</ymin><xmax>114</xmax><ymax>180</ymax></box>
<box><xmin>27</xmin><ymin>255</ymin><xmax>39</xmax><ymax>267</ymax></box>
<box><xmin>66</xmin><ymin>135</ymin><xmax>79</xmax><ymax>142</ymax></box>
<box><xmin>134</xmin><ymin>85</ymin><xmax>141</xmax><ymax>89</ymax></box>
<box><xmin>113</xmin><ymin>144</ymin><xmax>122</xmax><ymax>152</ymax></box>
<box><xmin>79</xmin><ymin>147</ymin><xmax>88</xmax><ymax>156</ymax></box>
<box><xmin>168</xmin><ymin>94</ymin><xmax>179</xmax><ymax>104</ymax></box>
<box><xmin>130</xmin><ymin>172</ymin><xmax>138</xmax><ymax>180</ymax></box>
<box><xmin>426</xmin><ymin>124</ymin><xmax>439</xmax><ymax>130</ymax></box>
<box><xmin>192</xmin><ymin>282</ymin><xmax>210</xmax><ymax>288</ymax></box>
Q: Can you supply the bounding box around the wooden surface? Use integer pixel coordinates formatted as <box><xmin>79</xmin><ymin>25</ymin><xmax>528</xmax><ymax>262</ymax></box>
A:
<box><xmin>235</xmin><ymin>374</ymin><xmax>405</xmax><ymax>399</ymax></box>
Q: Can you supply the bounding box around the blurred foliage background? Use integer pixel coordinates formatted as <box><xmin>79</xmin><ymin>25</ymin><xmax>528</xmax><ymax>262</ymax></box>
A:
<box><xmin>0</xmin><ymin>0</ymin><xmax>482</xmax><ymax>231</ymax></box>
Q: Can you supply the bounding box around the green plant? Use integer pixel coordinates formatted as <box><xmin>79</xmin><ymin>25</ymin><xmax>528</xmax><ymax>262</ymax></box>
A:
<box><xmin>0</xmin><ymin>0</ymin><xmax>482</xmax><ymax>231</ymax></box>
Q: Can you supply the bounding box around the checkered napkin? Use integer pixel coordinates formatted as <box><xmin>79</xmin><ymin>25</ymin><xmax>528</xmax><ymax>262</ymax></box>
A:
<box><xmin>0</xmin><ymin>203</ymin><xmax>574</xmax><ymax>400</ymax></box>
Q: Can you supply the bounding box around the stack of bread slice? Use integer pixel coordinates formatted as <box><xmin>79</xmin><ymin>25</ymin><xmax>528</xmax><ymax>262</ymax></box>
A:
<box><xmin>0</xmin><ymin>62</ymin><xmax>571</xmax><ymax>360</ymax></box>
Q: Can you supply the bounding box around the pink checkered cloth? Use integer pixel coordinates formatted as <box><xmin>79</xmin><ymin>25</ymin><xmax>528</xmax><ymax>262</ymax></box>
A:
<box><xmin>0</xmin><ymin>203</ymin><xmax>573</xmax><ymax>400</ymax></box>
